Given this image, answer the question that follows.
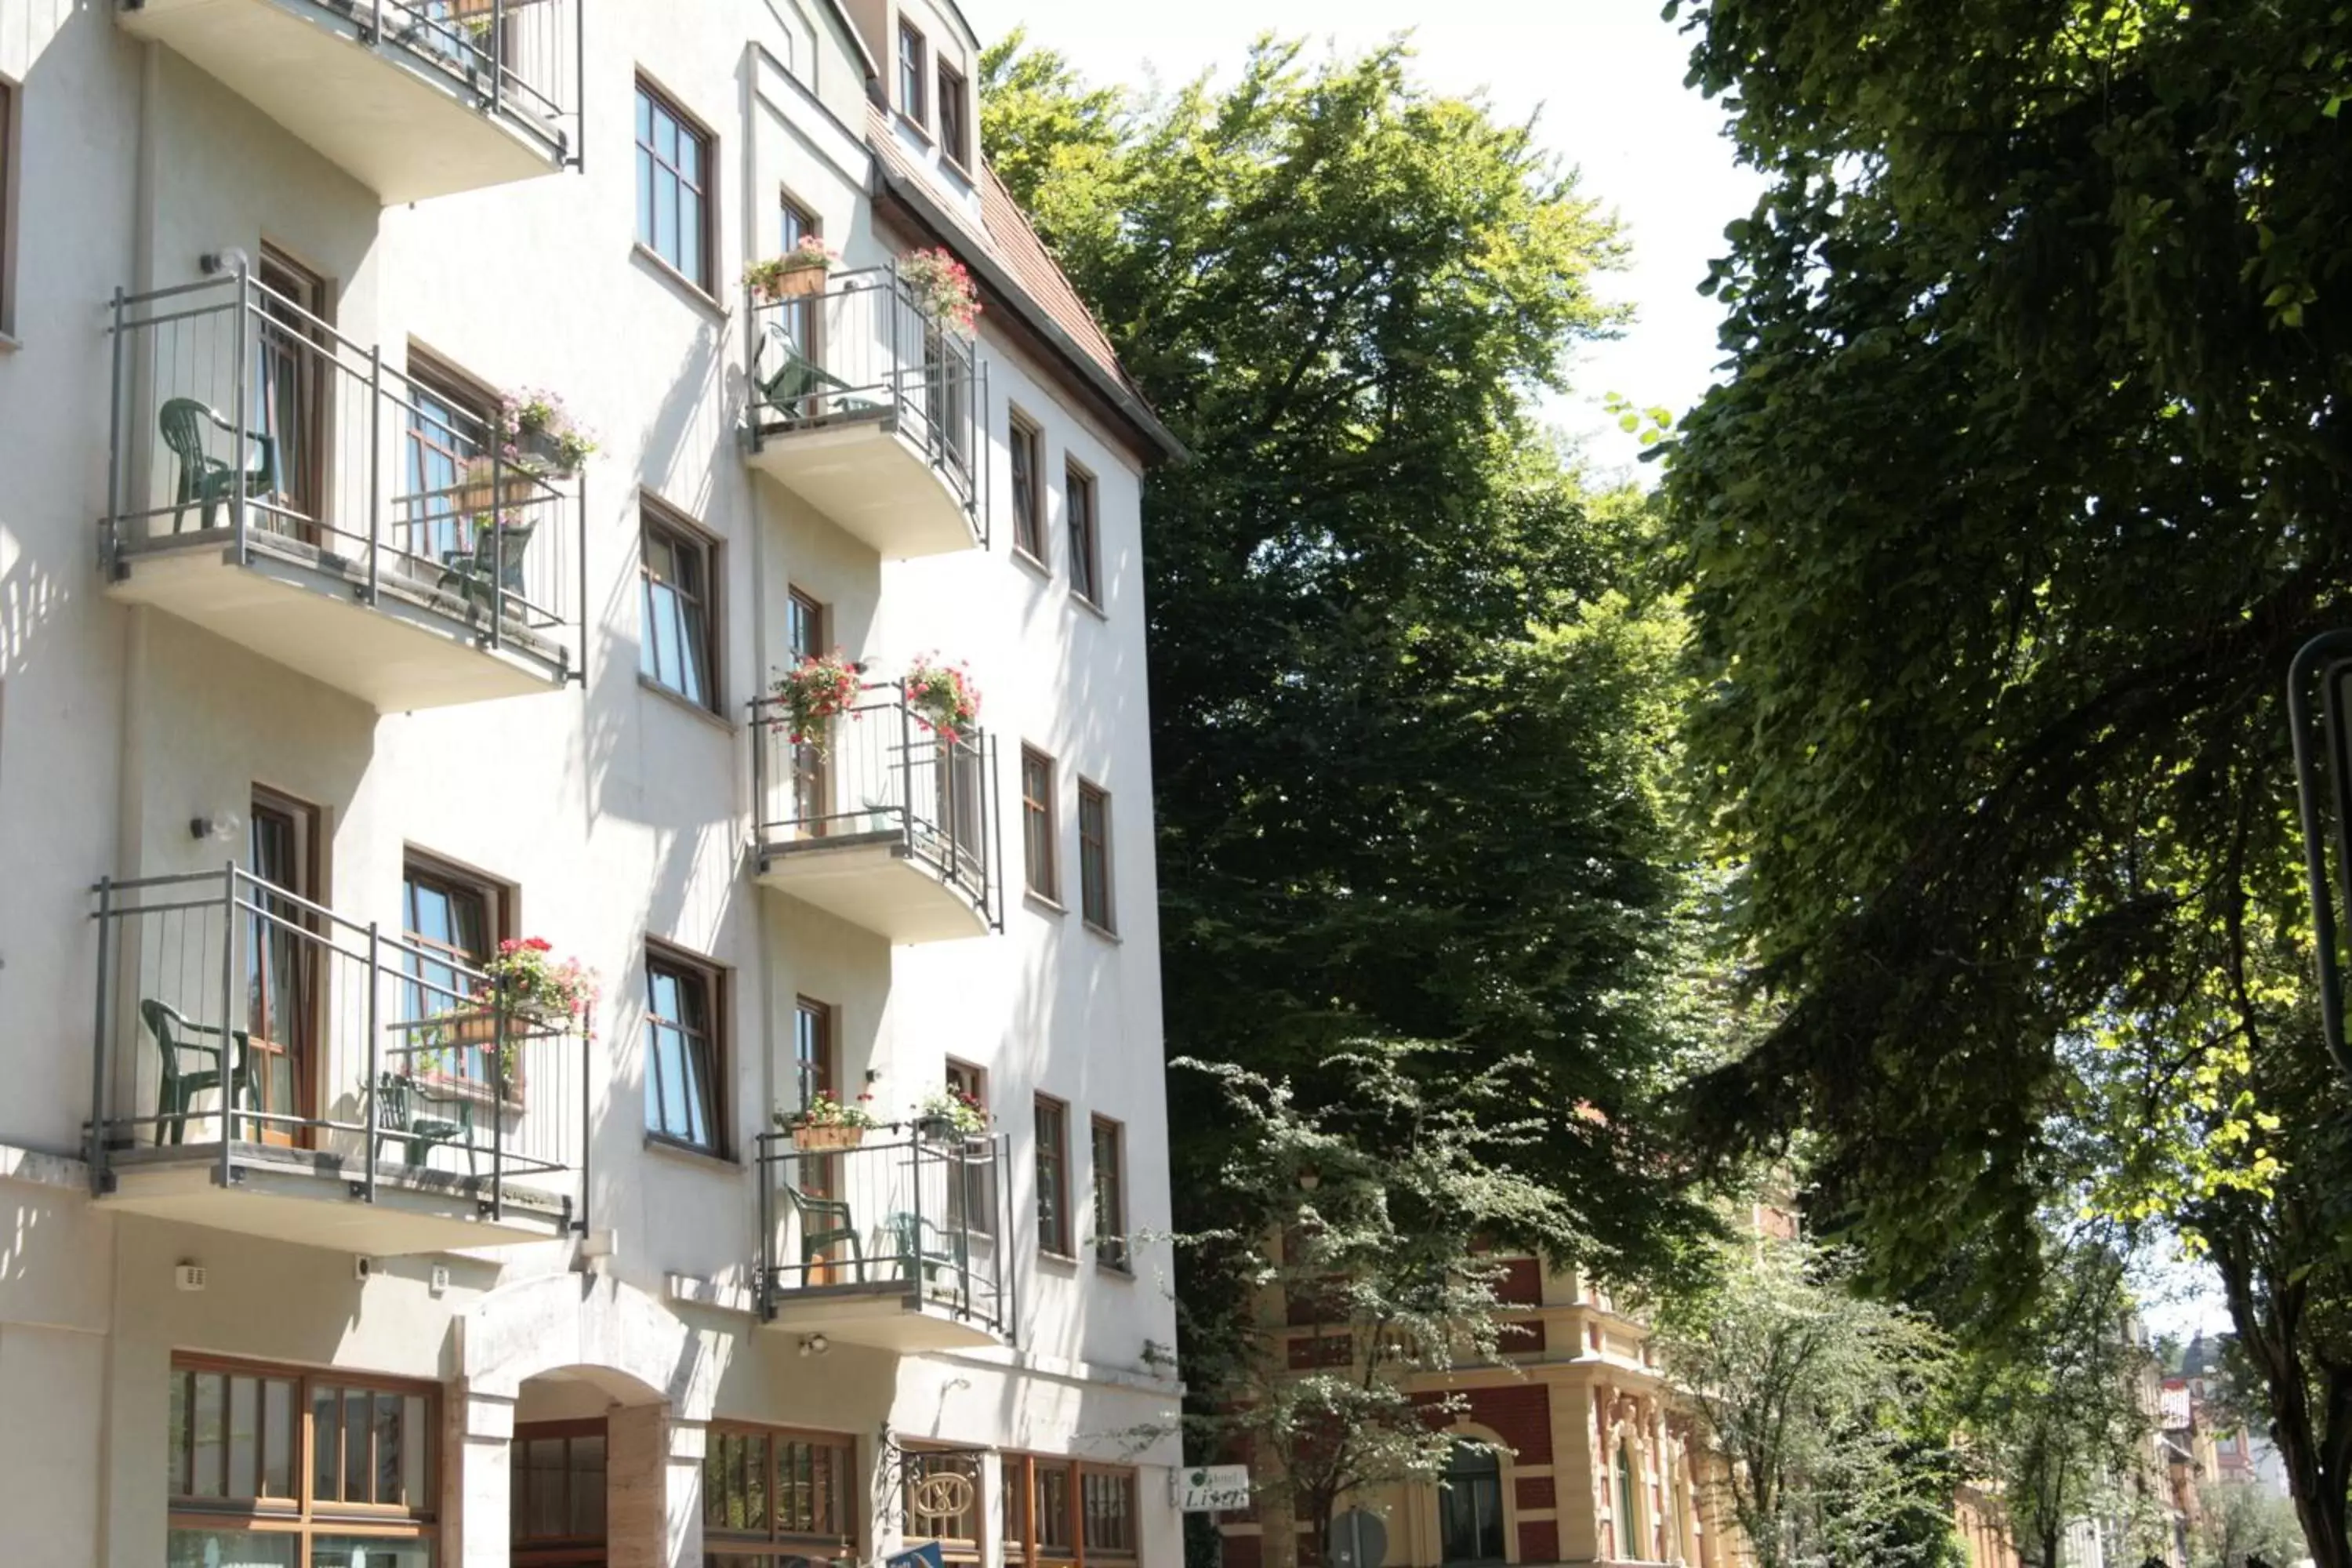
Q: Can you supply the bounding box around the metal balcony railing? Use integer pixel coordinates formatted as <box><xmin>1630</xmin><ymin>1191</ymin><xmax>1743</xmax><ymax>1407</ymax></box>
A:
<box><xmin>757</xmin><ymin>1126</ymin><xmax>1013</xmax><ymax>1338</ymax></box>
<box><xmin>743</xmin><ymin>266</ymin><xmax>989</xmax><ymax>541</ymax></box>
<box><xmin>85</xmin><ymin>866</ymin><xmax>593</xmax><ymax>1225</ymax></box>
<box><xmin>102</xmin><ymin>270</ymin><xmax>584</xmax><ymax>675</ymax></box>
<box><xmin>319</xmin><ymin>0</ymin><xmax>580</xmax><ymax>163</ymax></box>
<box><xmin>750</xmin><ymin>681</ymin><xmax>1002</xmax><ymax>929</ymax></box>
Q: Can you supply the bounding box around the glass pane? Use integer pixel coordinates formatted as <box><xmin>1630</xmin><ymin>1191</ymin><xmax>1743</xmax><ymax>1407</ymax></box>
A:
<box><xmin>640</xmin><ymin>579</ymin><xmax>664</xmax><ymax>681</ymax></box>
<box><xmin>314</xmin><ymin>1385</ymin><xmax>339</xmax><ymax>1501</ymax></box>
<box><xmin>656</xmin><ymin>173</ymin><xmax>680</xmax><ymax>266</ymax></box>
<box><xmin>637</xmin><ymin>147</ymin><xmax>655</xmax><ymax>247</ymax></box>
<box><xmin>310</xmin><ymin>1537</ymin><xmax>434</xmax><ymax>1568</ymax></box>
<box><xmin>680</xmin><ymin>191</ymin><xmax>702</xmax><ymax>287</ymax></box>
<box><xmin>404</xmin><ymin>1395</ymin><xmax>429</xmax><ymax>1507</ymax></box>
<box><xmin>376</xmin><ymin>1392</ymin><xmax>403</xmax><ymax>1504</ymax></box>
<box><xmin>167</xmin><ymin>1530</ymin><xmax>298</xmax><ymax>1568</ymax></box>
<box><xmin>526</xmin><ymin>1437</ymin><xmax>565</xmax><ymax>1539</ymax></box>
<box><xmin>343</xmin><ymin>1388</ymin><xmax>370</xmax><ymax>1502</ymax></box>
<box><xmin>571</xmin><ymin>1432</ymin><xmax>607</xmax><ymax>1538</ymax></box>
<box><xmin>168</xmin><ymin>1370</ymin><xmax>190</xmax><ymax>1494</ymax></box>
<box><xmin>228</xmin><ymin>1377</ymin><xmax>258</xmax><ymax>1499</ymax></box>
<box><xmin>192</xmin><ymin>1372</ymin><xmax>226</xmax><ymax>1497</ymax></box>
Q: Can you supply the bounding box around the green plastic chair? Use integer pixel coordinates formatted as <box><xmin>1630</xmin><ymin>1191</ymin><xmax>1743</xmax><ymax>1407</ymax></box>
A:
<box><xmin>782</xmin><ymin>1180</ymin><xmax>864</xmax><ymax>1283</ymax></box>
<box><xmin>435</xmin><ymin>519</ymin><xmax>536</xmax><ymax>623</ymax></box>
<box><xmin>372</xmin><ymin>1070</ymin><xmax>476</xmax><ymax>1175</ymax></box>
<box><xmin>755</xmin><ymin>322</ymin><xmax>875</xmax><ymax>423</ymax></box>
<box><xmin>159</xmin><ymin>397</ymin><xmax>277</xmax><ymax>533</ymax></box>
<box><xmin>883</xmin><ymin>1209</ymin><xmax>969</xmax><ymax>1289</ymax></box>
<box><xmin>140</xmin><ymin>999</ymin><xmax>256</xmax><ymax>1145</ymax></box>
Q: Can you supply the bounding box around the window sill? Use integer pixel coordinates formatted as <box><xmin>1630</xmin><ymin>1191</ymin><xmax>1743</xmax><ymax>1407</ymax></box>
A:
<box><xmin>895</xmin><ymin>111</ymin><xmax>935</xmax><ymax>147</ymax></box>
<box><xmin>1069</xmin><ymin>590</ymin><xmax>1109</xmax><ymax>623</ymax></box>
<box><xmin>1082</xmin><ymin>918</ymin><xmax>1121</xmax><ymax>945</ymax></box>
<box><xmin>631</xmin><ymin>244</ymin><xmax>728</xmax><ymax>322</ymax></box>
<box><xmin>1011</xmin><ymin>543</ymin><xmax>1051</xmax><ymax>582</ymax></box>
<box><xmin>640</xmin><ymin>675</ymin><xmax>735</xmax><ymax>735</ymax></box>
<box><xmin>1037</xmin><ymin>1248</ymin><xmax>1080</xmax><ymax>1272</ymax></box>
<box><xmin>0</xmin><ymin>329</ymin><xmax>20</xmax><ymax>354</ymax></box>
<box><xmin>643</xmin><ymin>1133</ymin><xmax>740</xmax><ymax>1174</ymax></box>
<box><xmin>1024</xmin><ymin>889</ymin><xmax>1067</xmax><ymax>920</ymax></box>
<box><xmin>1095</xmin><ymin>1257</ymin><xmax>1134</xmax><ymax>1280</ymax></box>
<box><xmin>939</xmin><ymin>154</ymin><xmax>977</xmax><ymax>190</ymax></box>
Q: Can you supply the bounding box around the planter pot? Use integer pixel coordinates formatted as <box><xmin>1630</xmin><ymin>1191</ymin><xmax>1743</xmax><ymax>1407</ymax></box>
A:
<box><xmin>793</xmin><ymin>1123</ymin><xmax>866</xmax><ymax>1152</ymax></box>
<box><xmin>515</xmin><ymin>427</ymin><xmax>579</xmax><ymax>481</ymax></box>
<box><xmin>770</xmin><ymin>266</ymin><xmax>829</xmax><ymax>300</ymax></box>
<box><xmin>914</xmin><ymin>1115</ymin><xmax>960</xmax><ymax>1142</ymax></box>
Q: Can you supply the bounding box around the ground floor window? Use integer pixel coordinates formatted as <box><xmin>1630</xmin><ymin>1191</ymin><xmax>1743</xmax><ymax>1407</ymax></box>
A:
<box><xmin>1439</xmin><ymin>1440</ymin><xmax>1504</xmax><ymax>1565</ymax></box>
<box><xmin>1001</xmin><ymin>1457</ymin><xmax>1139</xmax><ymax>1563</ymax></box>
<box><xmin>512</xmin><ymin>1417</ymin><xmax>607</xmax><ymax>1561</ymax></box>
<box><xmin>902</xmin><ymin>1446</ymin><xmax>986</xmax><ymax>1562</ymax></box>
<box><xmin>166</xmin><ymin>1355</ymin><xmax>437</xmax><ymax>1564</ymax></box>
<box><xmin>704</xmin><ymin>1425</ymin><xmax>858</xmax><ymax>1563</ymax></box>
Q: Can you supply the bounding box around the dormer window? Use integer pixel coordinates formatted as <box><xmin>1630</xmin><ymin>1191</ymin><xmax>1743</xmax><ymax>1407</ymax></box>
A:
<box><xmin>938</xmin><ymin>62</ymin><xmax>970</xmax><ymax>169</ymax></box>
<box><xmin>898</xmin><ymin>20</ymin><xmax>927</xmax><ymax>130</ymax></box>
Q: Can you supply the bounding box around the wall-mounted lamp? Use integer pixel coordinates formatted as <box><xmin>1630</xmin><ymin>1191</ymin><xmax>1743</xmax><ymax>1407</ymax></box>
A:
<box><xmin>188</xmin><ymin>811</ymin><xmax>241</xmax><ymax>844</ymax></box>
<box><xmin>200</xmin><ymin>246</ymin><xmax>251</xmax><ymax>277</ymax></box>
<box><xmin>797</xmin><ymin>1334</ymin><xmax>831</xmax><ymax>1358</ymax></box>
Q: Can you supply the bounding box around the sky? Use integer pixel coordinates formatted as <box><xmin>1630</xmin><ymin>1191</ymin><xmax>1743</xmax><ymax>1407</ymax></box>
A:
<box><xmin>959</xmin><ymin>0</ymin><xmax>1764</xmax><ymax>479</ymax></box>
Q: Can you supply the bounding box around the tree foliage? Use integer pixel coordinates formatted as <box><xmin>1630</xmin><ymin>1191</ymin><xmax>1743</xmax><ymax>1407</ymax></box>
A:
<box><xmin>2198</xmin><ymin>1483</ymin><xmax>2308</xmax><ymax>1568</ymax></box>
<box><xmin>1655</xmin><ymin>1237</ymin><xmax>1962</xmax><ymax>1568</ymax></box>
<box><xmin>1168</xmin><ymin>1046</ymin><xmax>1581</xmax><ymax>1568</ymax></box>
<box><xmin>1655</xmin><ymin>1</ymin><xmax>2352</xmax><ymax>1561</ymax></box>
<box><xmin>981</xmin><ymin>35</ymin><xmax>1722</xmax><ymax>1287</ymax></box>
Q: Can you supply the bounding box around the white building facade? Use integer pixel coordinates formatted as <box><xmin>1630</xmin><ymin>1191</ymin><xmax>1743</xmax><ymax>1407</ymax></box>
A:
<box><xmin>0</xmin><ymin>1</ymin><xmax>1185</xmax><ymax>1563</ymax></box>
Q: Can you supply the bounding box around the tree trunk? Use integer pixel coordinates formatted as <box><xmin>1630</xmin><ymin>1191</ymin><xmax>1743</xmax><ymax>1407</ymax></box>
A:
<box><xmin>2038</xmin><ymin>1523</ymin><xmax>2062</xmax><ymax>1568</ymax></box>
<box><xmin>2214</xmin><ymin>1226</ymin><xmax>2352</xmax><ymax>1568</ymax></box>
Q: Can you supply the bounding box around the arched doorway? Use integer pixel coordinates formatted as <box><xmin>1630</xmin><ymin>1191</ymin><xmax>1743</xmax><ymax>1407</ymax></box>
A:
<box><xmin>1438</xmin><ymin>1441</ymin><xmax>1506</xmax><ymax>1566</ymax></box>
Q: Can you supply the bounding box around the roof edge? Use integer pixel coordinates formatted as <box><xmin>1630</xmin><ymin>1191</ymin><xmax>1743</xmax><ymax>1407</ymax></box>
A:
<box><xmin>871</xmin><ymin>163</ymin><xmax>1189</xmax><ymax>466</ymax></box>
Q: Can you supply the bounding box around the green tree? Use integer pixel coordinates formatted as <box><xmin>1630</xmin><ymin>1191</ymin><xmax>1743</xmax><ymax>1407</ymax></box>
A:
<box><xmin>1168</xmin><ymin>1046</ymin><xmax>1581</xmax><ymax>1568</ymax></box>
<box><xmin>1961</xmin><ymin>1238</ymin><xmax>2151</xmax><ymax>1568</ymax></box>
<box><xmin>981</xmin><ymin>29</ymin><xmax>1719</xmax><ymax>1296</ymax></box>
<box><xmin>2199</xmin><ymin>1483</ymin><xmax>2307</xmax><ymax>1568</ymax></box>
<box><xmin>1654</xmin><ymin>1237</ymin><xmax>1962</xmax><ymax>1568</ymax></box>
<box><xmin>1653</xmin><ymin>0</ymin><xmax>2352</xmax><ymax>1559</ymax></box>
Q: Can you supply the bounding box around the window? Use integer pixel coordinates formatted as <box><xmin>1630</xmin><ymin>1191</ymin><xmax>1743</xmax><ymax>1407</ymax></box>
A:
<box><xmin>705</xmin><ymin>1426</ymin><xmax>857</xmax><ymax>1559</ymax></box>
<box><xmin>1020</xmin><ymin>746</ymin><xmax>1058</xmax><ymax>902</ymax></box>
<box><xmin>1065</xmin><ymin>463</ymin><xmax>1101</xmax><ymax>605</ymax></box>
<box><xmin>777</xmin><ymin>194</ymin><xmax>823</xmax><ymax>364</ymax></box>
<box><xmin>1614</xmin><ymin>1439</ymin><xmax>1639</xmax><ymax>1559</ymax></box>
<box><xmin>938</xmin><ymin>63</ymin><xmax>971</xmax><ymax>167</ymax></box>
<box><xmin>1091</xmin><ymin>1116</ymin><xmax>1128</xmax><ymax>1271</ymax></box>
<box><xmin>1008</xmin><ymin>413</ymin><xmax>1044</xmax><ymax>561</ymax></box>
<box><xmin>403</xmin><ymin>354</ymin><xmax>496</xmax><ymax>568</ymax></box>
<box><xmin>166</xmin><ymin>1357</ymin><xmax>437</xmax><ymax>1560</ymax></box>
<box><xmin>640</xmin><ymin>503</ymin><xmax>718</xmax><ymax>710</ymax></box>
<box><xmin>898</xmin><ymin>22</ymin><xmax>927</xmax><ymax>129</ymax></box>
<box><xmin>1004</xmin><ymin>1459</ymin><xmax>1138</xmax><ymax>1563</ymax></box>
<box><xmin>254</xmin><ymin>249</ymin><xmax>328</xmax><ymax>529</ymax></box>
<box><xmin>946</xmin><ymin>1059</ymin><xmax>994</xmax><ymax>1236</ymax></box>
<box><xmin>1439</xmin><ymin>1441</ymin><xmax>1505</xmax><ymax>1565</ymax></box>
<box><xmin>635</xmin><ymin>77</ymin><xmax>710</xmax><ymax>290</ymax></box>
<box><xmin>1076</xmin><ymin>780</ymin><xmax>1114</xmax><ymax>931</ymax></box>
<box><xmin>902</xmin><ymin>1447</ymin><xmax>983</xmax><ymax>1552</ymax></box>
<box><xmin>644</xmin><ymin>946</ymin><xmax>723</xmax><ymax>1152</ymax></box>
<box><xmin>512</xmin><ymin>1419</ymin><xmax>606</xmax><ymax>1549</ymax></box>
<box><xmin>786</xmin><ymin>589</ymin><xmax>832</xmax><ymax>828</ymax></box>
<box><xmin>401</xmin><ymin>855</ymin><xmax>510</xmax><ymax>1093</ymax></box>
<box><xmin>793</xmin><ymin>996</ymin><xmax>836</xmax><ymax>1108</ymax></box>
<box><xmin>0</xmin><ymin>75</ymin><xmax>16</xmax><ymax>336</ymax></box>
<box><xmin>1036</xmin><ymin>1094</ymin><xmax>1072</xmax><ymax>1256</ymax></box>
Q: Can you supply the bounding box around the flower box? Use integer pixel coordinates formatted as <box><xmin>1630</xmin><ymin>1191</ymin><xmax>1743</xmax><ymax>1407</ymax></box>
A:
<box><xmin>793</xmin><ymin>1123</ymin><xmax>866</xmax><ymax>1152</ymax></box>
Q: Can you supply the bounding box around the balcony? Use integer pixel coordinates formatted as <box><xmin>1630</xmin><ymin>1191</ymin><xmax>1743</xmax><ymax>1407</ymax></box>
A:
<box><xmin>118</xmin><ymin>0</ymin><xmax>579</xmax><ymax>203</ymax></box>
<box><xmin>757</xmin><ymin>1128</ymin><xmax>1011</xmax><ymax>1352</ymax></box>
<box><xmin>85</xmin><ymin>867</ymin><xmax>591</xmax><ymax>1254</ymax></box>
<box><xmin>741</xmin><ymin>268</ymin><xmax>988</xmax><ymax>557</ymax></box>
<box><xmin>750</xmin><ymin>684</ymin><xmax>1000</xmax><ymax>943</ymax></box>
<box><xmin>100</xmin><ymin>273</ymin><xmax>583</xmax><ymax>711</ymax></box>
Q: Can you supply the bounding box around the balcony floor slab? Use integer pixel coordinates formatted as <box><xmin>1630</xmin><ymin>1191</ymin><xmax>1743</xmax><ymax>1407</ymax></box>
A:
<box><xmin>746</xmin><ymin>412</ymin><xmax>979</xmax><ymax>558</ymax></box>
<box><xmin>100</xmin><ymin>1143</ymin><xmax>571</xmax><ymax>1254</ymax></box>
<box><xmin>119</xmin><ymin>0</ymin><xmax>564</xmax><ymax>203</ymax></box>
<box><xmin>761</xmin><ymin>1284</ymin><xmax>1005</xmax><ymax>1352</ymax></box>
<box><xmin>755</xmin><ymin>833</ymin><xmax>991</xmax><ymax>944</ymax></box>
<box><xmin>107</xmin><ymin>529</ymin><xmax>568</xmax><ymax>711</ymax></box>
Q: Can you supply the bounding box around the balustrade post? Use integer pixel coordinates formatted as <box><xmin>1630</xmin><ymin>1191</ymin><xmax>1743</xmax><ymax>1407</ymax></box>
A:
<box><xmin>230</xmin><ymin>265</ymin><xmax>250</xmax><ymax>564</ymax></box>
<box><xmin>218</xmin><ymin>863</ymin><xmax>240</xmax><ymax>1183</ymax></box>
<box><xmin>365</xmin><ymin>921</ymin><xmax>380</xmax><ymax>1205</ymax></box>
<box><xmin>367</xmin><ymin>343</ymin><xmax>383</xmax><ymax>601</ymax></box>
<box><xmin>89</xmin><ymin>877</ymin><xmax>114</xmax><ymax>1192</ymax></box>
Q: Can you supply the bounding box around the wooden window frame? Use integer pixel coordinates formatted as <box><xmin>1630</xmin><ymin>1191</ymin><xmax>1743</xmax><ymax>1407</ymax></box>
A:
<box><xmin>702</xmin><ymin>1422</ymin><xmax>859</xmax><ymax>1556</ymax></box>
<box><xmin>1008</xmin><ymin>412</ymin><xmax>1046</xmax><ymax>565</ymax></box>
<box><xmin>165</xmin><ymin>1353</ymin><xmax>439</xmax><ymax>1553</ymax></box>
<box><xmin>898</xmin><ymin>21</ymin><xmax>929</xmax><ymax>131</ymax></box>
<box><xmin>1020</xmin><ymin>745</ymin><xmax>1060</xmax><ymax>903</ymax></box>
<box><xmin>945</xmin><ymin>1058</ymin><xmax>995</xmax><ymax>1236</ymax></box>
<box><xmin>400</xmin><ymin>849</ymin><xmax>521</xmax><ymax>1105</ymax></box>
<box><xmin>633</xmin><ymin>74</ymin><xmax>716</xmax><ymax>293</ymax></box>
<box><xmin>644</xmin><ymin>940</ymin><xmax>728</xmax><ymax>1156</ymax></box>
<box><xmin>1003</xmin><ymin>1456</ymin><xmax>1140</xmax><ymax>1565</ymax></box>
<box><xmin>1091</xmin><ymin>1115</ymin><xmax>1129</xmax><ymax>1274</ymax></box>
<box><xmin>1065</xmin><ymin>462</ymin><xmax>1102</xmax><ymax>608</ymax></box>
<box><xmin>0</xmin><ymin>73</ymin><xmax>18</xmax><ymax>339</ymax></box>
<box><xmin>639</xmin><ymin>496</ymin><xmax>723</xmax><ymax>713</ymax></box>
<box><xmin>938</xmin><ymin>61</ymin><xmax>971</xmax><ymax>169</ymax></box>
<box><xmin>1076</xmin><ymin>779</ymin><xmax>1115</xmax><ymax>934</ymax></box>
<box><xmin>511</xmin><ymin>1416</ymin><xmax>608</xmax><ymax>1555</ymax></box>
<box><xmin>900</xmin><ymin>1443</ymin><xmax>985</xmax><ymax>1559</ymax></box>
<box><xmin>1036</xmin><ymin>1094</ymin><xmax>1073</xmax><ymax>1258</ymax></box>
